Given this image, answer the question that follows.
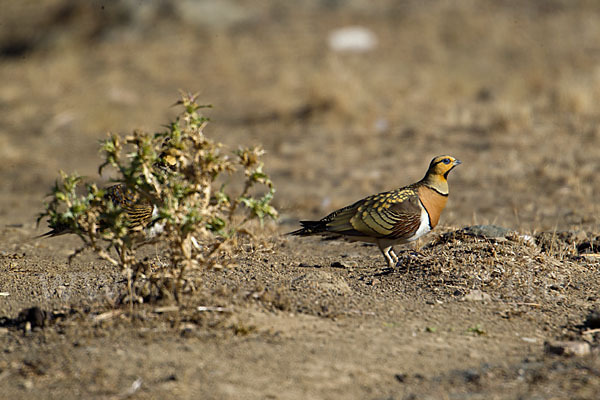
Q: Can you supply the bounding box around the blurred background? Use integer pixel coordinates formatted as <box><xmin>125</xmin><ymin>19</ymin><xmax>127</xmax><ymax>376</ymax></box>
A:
<box><xmin>2</xmin><ymin>0</ymin><xmax>600</xmax><ymax>233</ymax></box>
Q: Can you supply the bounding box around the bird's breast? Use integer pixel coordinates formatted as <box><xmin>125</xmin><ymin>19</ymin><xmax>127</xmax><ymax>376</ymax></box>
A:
<box><xmin>417</xmin><ymin>186</ymin><xmax>448</xmax><ymax>228</ymax></box>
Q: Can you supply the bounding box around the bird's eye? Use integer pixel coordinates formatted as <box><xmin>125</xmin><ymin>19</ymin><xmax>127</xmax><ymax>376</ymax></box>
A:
<box><xmin>442</xmin><ymin>158</ymin><xmax>451</xmax><ymax>164</ymax></box>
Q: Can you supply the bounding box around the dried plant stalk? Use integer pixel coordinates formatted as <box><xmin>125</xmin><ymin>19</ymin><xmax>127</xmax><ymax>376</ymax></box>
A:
<box><xmin>38</xmin><ymin>92</ymin><xmax>278</xmax><ymax>303</ymax></box>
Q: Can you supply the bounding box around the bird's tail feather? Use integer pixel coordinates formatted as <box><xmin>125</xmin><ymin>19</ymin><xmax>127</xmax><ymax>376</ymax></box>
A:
<box><xmin>32</xmin><ymin>229</ymin><xmax>70</xmax><ymax>240</ymax></box>
<box><xmin>288</xmin><ymin>220</ymin><xmax>327</xmax><ymax>236</ymax></box>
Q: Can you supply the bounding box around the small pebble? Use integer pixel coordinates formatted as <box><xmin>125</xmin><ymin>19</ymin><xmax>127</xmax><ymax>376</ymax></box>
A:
<box><xmin>521</xmin><ymin>337</ymin><xmax>538</xmax><ymax>344</ymax></box>
<box><xmin>544</xmin><ymin>341</ymin><xmax>591</xmax><ymax>357</ymax></box>
<box><xmin>584</xmin><ymin>310</ymin><xmax>600</xmax><ymax>329</ymax></box>
<box><xmin>21</xmin><ymin>379</ymin><xmax>33</xmax><ymax>390</ymax></box>
<box><xmin>462</xmin><ymin>290</ymin><xmax>491</xmax><ymax>302</ymax></box>
<box><xmin>331</xmin><ymin>260</ymin><xmax>358</xmax><ymax>269</ymax></box>
<box><xmin>328</xmin><ymin>26</ymin><xmax>377</xmax><ymax>53</ymax></box>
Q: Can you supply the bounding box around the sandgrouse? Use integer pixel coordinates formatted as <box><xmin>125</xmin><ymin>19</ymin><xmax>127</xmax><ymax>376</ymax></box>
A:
<box><xmin>40</xmin><ymin>184</ymin><xmax>159</xmax><ymax>238</ymax></box>
<box><xmin>290</xmin><ymin>155</ymin><xmax>461</xmax><ymax>268</ymax></box>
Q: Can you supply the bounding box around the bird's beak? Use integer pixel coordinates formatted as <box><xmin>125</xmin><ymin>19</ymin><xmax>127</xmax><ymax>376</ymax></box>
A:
<box><xmin>453</xmin><ymin>159</ymin><xmax>462</xmax><ymax>166</ymax></box>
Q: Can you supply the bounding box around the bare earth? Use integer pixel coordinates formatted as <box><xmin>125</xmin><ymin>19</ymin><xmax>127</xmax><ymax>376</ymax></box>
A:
<box><xmin>2</xmin><ymin>1</ymin><xmax>600</xmax><ymax>399</ymax></box>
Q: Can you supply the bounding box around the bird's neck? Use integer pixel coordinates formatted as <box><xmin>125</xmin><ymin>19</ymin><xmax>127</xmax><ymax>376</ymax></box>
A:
<box><xmin>420</xmin><ymin>173</ymin><xmax>449</xmax><ymax>196</ymax></box>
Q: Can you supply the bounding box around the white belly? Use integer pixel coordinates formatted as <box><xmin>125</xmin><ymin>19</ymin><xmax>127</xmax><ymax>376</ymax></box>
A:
<box><xmin>147</xmin><ymin>205</ymin><xmax>164</xmax><ymax>238</ymax></box>
<box><xmin>406</xmin><ymin>204</ymin><xmax>431</xmax><ymax>242</ymax></box>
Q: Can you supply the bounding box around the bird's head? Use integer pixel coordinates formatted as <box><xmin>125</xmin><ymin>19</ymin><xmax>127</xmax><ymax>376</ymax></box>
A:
<box><xmin>426</xmin><ymin>155</ymin><xmax>461</xmax><ymax>180</ymax></box>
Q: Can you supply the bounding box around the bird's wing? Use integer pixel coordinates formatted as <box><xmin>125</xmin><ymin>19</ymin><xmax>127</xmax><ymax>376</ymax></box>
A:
<box><xmin>105</xmin><ymin>184</ymin><xmax>154</xmax><ymax>229</ymax></box>
<box><xmin>125</xmin><ymin>203</ymin><xmax>154</xmax><ymax>229</ymax></box>
<box><xmin>348</xmin><ymin>187</ymin><xmax>422</xmax><ymax>239</ymax></box>
<box><xmin>316</xmin><ymin>201</ymin><xmax>363</xmax><ymax>234</ymax></box>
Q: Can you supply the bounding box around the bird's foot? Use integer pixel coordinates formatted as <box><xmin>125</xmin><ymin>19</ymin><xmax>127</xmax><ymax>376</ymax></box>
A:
<box><xmin>394</xmin><ymin>251</ymin><xmax>423</xmax><ymax>270</ymax></box>
<box><xmin>397</xmin><ymin>249</ymin><xmax>424</xmax><ymax>259</ymax></box>
<box><xmin>394</xmin><ymin>259</ymin><xmax>408</xmax><ymax>271</ymax></box>
<box><xmin>407</xmin><ymin>250</ymin><xmax>424</xmax><ymax>258</ymax></box>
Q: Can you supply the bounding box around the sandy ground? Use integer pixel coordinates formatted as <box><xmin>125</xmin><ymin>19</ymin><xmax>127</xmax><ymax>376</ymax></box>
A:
<box><xmin>2</xmin><ymin>1</ymin><xmax>600</xmax><ymax>398</ymax></box>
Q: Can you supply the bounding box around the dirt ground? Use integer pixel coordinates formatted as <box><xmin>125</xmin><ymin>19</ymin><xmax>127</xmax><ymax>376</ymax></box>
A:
<box><xmin>2</xmin><ymin>1</ymin><xmax>600</xmax><ymax>398</ymax></box>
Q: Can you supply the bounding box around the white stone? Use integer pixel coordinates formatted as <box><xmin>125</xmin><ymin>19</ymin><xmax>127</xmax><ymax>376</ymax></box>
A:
<box><xmin>328</xmin><ymin>26</ymin><xmax>377</xmax><ymax>53</ymax></box>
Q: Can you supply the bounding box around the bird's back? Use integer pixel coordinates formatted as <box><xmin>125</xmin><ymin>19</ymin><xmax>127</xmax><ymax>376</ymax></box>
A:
<box><xmin>291</xmin><ymin>183</ymin><xmax>422</xmax><ymax>242</ymax></box>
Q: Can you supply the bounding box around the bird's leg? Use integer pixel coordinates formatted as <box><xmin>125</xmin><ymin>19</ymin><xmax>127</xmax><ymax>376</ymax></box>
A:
<box><xmin>389</xmin><ymin>248</ymin><xmax>399</xmax><ymax>265</ymax></box>
<box><xmin>154</xmin><ymin>243</ymin><xmax>166</xmax><ymax>268</ymax></box>
<box><xmin>113</xmin><ymin>243</ymin><xmax>121</xmax><ymax>259</ymax></box>
<box><xmin>405</xmin><ymin>239</ymin><xmax>424</xmax><ymax>258</ymax></box>
<box><xmin>378</xmin><ymin>243</ymin><xmax>395</xmax><ymax>268</ymax></box>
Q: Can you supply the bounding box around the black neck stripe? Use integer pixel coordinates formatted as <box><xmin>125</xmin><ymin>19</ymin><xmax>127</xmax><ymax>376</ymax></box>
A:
<box><xmin>427</xmin><ymin>186</ymin><xmax>448</xmax><ymax>197</ymax></box>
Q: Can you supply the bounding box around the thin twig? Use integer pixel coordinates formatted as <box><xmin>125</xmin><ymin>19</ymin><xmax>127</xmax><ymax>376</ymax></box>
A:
<box><xmin>582</xmin><ymin>328</ymin><xmax>600</xmax><ymax>335</ymax></box>
<box><xmin>506</xmin><ymin>302</ymin><xmax>542</xmax><ymax>307</ymax></box>
<box><xmin>153</xmin><ymin>306</ymin><xmax>179</xmax><ymax>313</ymax></box>
<box><xmin>116</xmin><ymin>377</ymin><xmax>142</xmax><ymax>399</ymax></box>
<box><xmin>93</xmin><ymin>309</ymin><xmax>124</xmax><ymax>323</ymax></box>
<box><xmin>197</xmin><ymin>306</ymin><xmax>233</xmax><ymax>313</ymax></box>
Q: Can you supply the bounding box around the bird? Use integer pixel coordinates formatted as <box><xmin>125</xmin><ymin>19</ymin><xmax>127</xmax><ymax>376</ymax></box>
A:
<box><xmin>104</xmin><ymin>184</ymin><xmax>157</xmax><ymax>233</ymax></box>
<box><xmin>39</xmin><ymin>184</ymin><xmax>160</xmax><ymax>239</ymax></box>
<box><xmin>290</xmin><ymin>155</ymin><xmax>461</xmax><ymax>268</ymax></box>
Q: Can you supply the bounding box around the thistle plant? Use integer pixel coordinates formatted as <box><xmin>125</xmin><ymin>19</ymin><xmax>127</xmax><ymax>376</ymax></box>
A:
<box><xmin>38</xmin><ymin>93</ymin><xmax>278</xmax><ymax>303</ymax></box>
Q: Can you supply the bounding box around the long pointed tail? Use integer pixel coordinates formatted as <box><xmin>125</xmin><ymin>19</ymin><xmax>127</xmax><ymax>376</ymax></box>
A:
<box><xmin>34</xmin><ymin>230</ymin><xmax>64</xmax><ymax>239</ymax></box>
<box><xmin>29</xmin><ymin>226</ymin><xmax>71</xmax><ymax>241</ymax></box>
<box><xmin>288</xmin><ymin>220</ymin><xmax>327</xmax><ymax>236</ymax></box>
